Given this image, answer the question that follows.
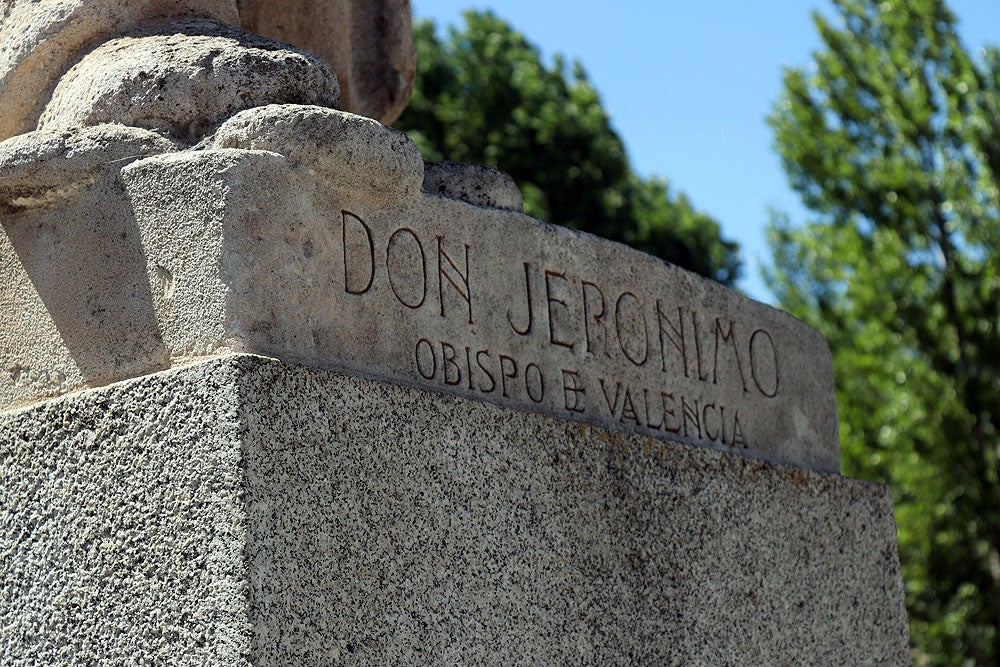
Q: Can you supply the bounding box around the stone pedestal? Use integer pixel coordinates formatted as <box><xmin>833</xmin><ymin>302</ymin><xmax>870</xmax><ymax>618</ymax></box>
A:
<box><xmin>1</xmin><ymin>355</ymin><xmax>909</xmax><ymax>665</ymax></box>
<box><xmin>1</xmin><ymin>106</ymin><xmax>839</xmax><ymax>474</ymax></box>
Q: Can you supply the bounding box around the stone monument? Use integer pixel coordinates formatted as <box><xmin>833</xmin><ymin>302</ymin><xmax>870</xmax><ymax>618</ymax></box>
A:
<box><xmin>1</xmin><ymin>2</ymin><xmax>910</xmax><ymax>664</ymax></box>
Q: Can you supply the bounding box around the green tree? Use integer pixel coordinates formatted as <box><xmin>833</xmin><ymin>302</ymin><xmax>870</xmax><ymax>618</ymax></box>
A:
<box><xmin>395</xmin><ymin>10</ymin><xmax>741</xmax><ymax>287</ymax></box>
<box><xmin>766</xmin><ymin>0</ymin><xmax>1000</xmax><ymax>663</ymax></box>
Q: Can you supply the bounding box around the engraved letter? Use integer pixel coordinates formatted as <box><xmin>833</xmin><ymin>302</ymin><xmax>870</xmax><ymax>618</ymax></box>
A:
<box><xmin>386</xmin><ymin>228</ymin><xmax>427</xmax><ymax>309</ymax></box>
<box><xmin>561</xmin><ymin>369</ymin><xmax>586</xmax><ymax>413</ymax></box>
<box><xmin>599</xmin><ymin>378</ymin><xmax>623</xmax><ymax>417</ymax></box>
<box><xmin>712</xmin><ymin>319</ymin><xmax>748</xmax><ymax>392</ymax></box>
<box><xmin>499</xmin><ymin>355</ymin><xmax>518</xmax><ymax>398</ymax></box>
<box><xmin>750</xmin><ymin>329</ymin><xmax>779</xmax><ymax>398</ymax></box>
<box><xmin>732</xmin><ymin>412</ymin><xmax>748</xmax><ymax>447</ymax></box>
<box><xmin>437</xmin><ymin>236</ymin><xmax>473</xmax><ymax>324</ymax></box>
<box><xmin>681</xmin><ymin>396</ymin><xmax>701</xmax><ymax>439</ymax></box>
<box><xmin>691</xmin><ymin>311</ymin><xmax>710</xmax><ymax>382</ymax></box>
<box><xmin>441</xmin><ymin>341</ymin><xmax>461</xmax><ymax>386</ymax></box>
<box><xmin>582</xmin><ymin>281</ymin><xmax>609</xmax><ymax>357</ymax></box>
<box><xmin>544</xmin><ymin>270</ymin><xmax>576</xmax><ymax>350</ymax></box>
<box><xmin>508</xmin><ymin>262</ymin><xmax>534</xmax><ymax>336</ymax></box>
<box><xmin>342</xmin><ymin>211</ymin><xmax>374</xmax><ymax>295</ymax></box>
<box><xmin>720</xmin><ymin>406</ymin><xmax>728</xmax><ymax>444</ymax></box>
<box><xmin>660</xmin><ymin>392</ymin><xmax>681</xmax><ymax>434</ymax></box>
<box><xmin>702</xmin><ymin>402</ymin><xmax>720</xmax><ymax>441</ymax></box>
<box><xmin>619</xmin><ymin>387</ymin><xmax>640</xmax><ymax>425</ymax></box>
<box><xmin>476</xmin><ymin>350</ymin><xmax>497</xmax><ymax>393</ymax></box>
<box><xmin>525</xmin><ymin>363</ymin><xmax>545</xmax><ymax>403</ymax></box>
<box><xmin>465</xmin><ymin>346</ymin><xmax>475</xmax><ymax>390</ymax></box>
<box><xmin>615</xmin><ymin>291</ymin><xmax>649</xmax><ymax>367</ymax></box>
<box><xmin>415</xmin><ymin>338</ymin><xmax>436</xmax><ymax>380</ymax></box>
<box><xmin>643</xmin><ymin>389</ymin><xmax>663</xmax><ymax>429</ymax></box>
<box><xmin>657</xmin><ymin>301</ymin><xmax>688</xmax><ymax>377</ymax></box>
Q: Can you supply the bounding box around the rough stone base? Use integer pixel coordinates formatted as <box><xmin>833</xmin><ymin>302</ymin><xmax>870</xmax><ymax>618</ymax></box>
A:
<box><xmin>1</xmin><ymin>355</ymin><xmax>909</xmax><ymax>665</ymax></box>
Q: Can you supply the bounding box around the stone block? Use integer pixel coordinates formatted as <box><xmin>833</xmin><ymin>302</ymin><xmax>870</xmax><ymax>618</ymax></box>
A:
<box><xmin>0</xmin><ymin>0</ymin><xmax>241</xmax><ymax>141</ymax></box>
<box><xmin>0</xmin><ymin>106</ymin><xmax>839</xmax><ymax>472</ymax></box>
<box><xmin>0</xmin><ymin>355</ymin><xmax>910</xmax><ymax>665</ymax></box>
<box><xmin>0</xmin><ymin>0</ymin><xmax>413</xmax><ymax>139</ymax></box>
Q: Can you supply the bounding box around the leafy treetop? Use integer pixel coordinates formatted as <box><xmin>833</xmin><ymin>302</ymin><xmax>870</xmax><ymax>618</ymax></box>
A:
<box><xmin>396</xmin><ymin>10</ymin><xmax>741</xmax><ymax>287</ymax></box>
<box><xmin>767</xmin><ymin>0</ymin><xmax>1000</xmax><ymax>662</ymax></box>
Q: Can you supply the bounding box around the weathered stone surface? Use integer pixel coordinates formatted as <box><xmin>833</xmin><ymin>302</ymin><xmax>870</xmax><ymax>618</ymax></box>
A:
<box><xmin>239</xmin><ymin>0</ymin><xmax>415</xmax><ymax>123</ymax></box>
<box><xmin>0</xmin><ymin>0</ymin><xmax>241</xmax><ymax>141</ymax></box>
<box><xmin>0</xmin><ymin>157</ymin><xmax>170</xmax><ymax>402</ymax></box>
<box><xmin>39</xmin><ymin>20</ymin><xmax>341</xmax><ymax>145</ymax></box>
<box><xmin>212</xmin><ymin>104</ymin><xmax>421</xmax><ymax>202</ymax></box>
<box><xmin>0</xmin><ymin>105</ymin><xmax>839</xmax><ymax>472</ymax></box>
<box><xmin>0</xmin><ymin>0</ymin><xmax>413</xmax><ymax>140</ymax></box>
<box><xmin>422</xmin><ymin>160</ymin><xmax>525</xmax><ymax>212</ymax></box>
<box><xmin>0</xmin><ymin>124</ymin><xmax>178</xmax><ymax>211</ymax></box>
<box><xmin>0</xmin><ymin>355</ymin><xmax>910</xmax><ymax>665</ymax></box>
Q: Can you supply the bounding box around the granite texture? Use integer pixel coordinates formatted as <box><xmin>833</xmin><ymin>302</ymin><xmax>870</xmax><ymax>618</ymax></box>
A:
<box><xmin>0</xmin><ymin>104</ymin><xmax>840</xmax><ymax>472</ymax></box>
<box><xmin>1</xmin><ymin>355</ymin><xmax>909</xmax><ymax>665</ymax></box>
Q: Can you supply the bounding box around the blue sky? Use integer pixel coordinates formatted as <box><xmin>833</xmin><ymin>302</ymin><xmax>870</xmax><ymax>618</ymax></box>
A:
<box><xmin>411</xmin><ymin>0</ymin><xmax>1000</xmax><ymax>304</ymax></box>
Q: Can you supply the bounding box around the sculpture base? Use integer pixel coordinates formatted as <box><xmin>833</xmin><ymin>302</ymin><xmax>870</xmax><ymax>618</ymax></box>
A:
<box><xmin>0</xmin><ymin>105</ymin><xmax>839</xmax><ymax>471</ymax></box>
<box><xmin>1</xmin><ymin>355</ymin><xmax>908</xmax><ymax>664</ymax></box>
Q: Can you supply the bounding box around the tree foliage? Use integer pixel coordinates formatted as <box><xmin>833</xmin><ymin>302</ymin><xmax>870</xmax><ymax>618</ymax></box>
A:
<box><xmin>767</xmin><ymin>0</ymin><xmax>1000</xmax><ymax>662</ymax></box>
<box><xmin>395</xmin><ymin>10</ymin><xmax>741</xmax><ymax>287</ymax></box>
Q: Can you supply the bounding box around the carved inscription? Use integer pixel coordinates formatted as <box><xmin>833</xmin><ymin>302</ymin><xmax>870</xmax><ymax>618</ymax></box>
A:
<box><xmin>342</xmin><ymin>210</ymin><xmax>473</xmax><ymax>323</ymax></box>
<box><xmin>339</xmin><ymin>210</ymin><xmax>786</xmax><ymax>453</ymax></box>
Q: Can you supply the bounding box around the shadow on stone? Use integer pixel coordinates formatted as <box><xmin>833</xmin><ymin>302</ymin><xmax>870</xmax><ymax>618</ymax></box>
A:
<box><xmin>0</xmin><ymin>166</ymin><xmax>169</xmax><ymax>405</ymax></box>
